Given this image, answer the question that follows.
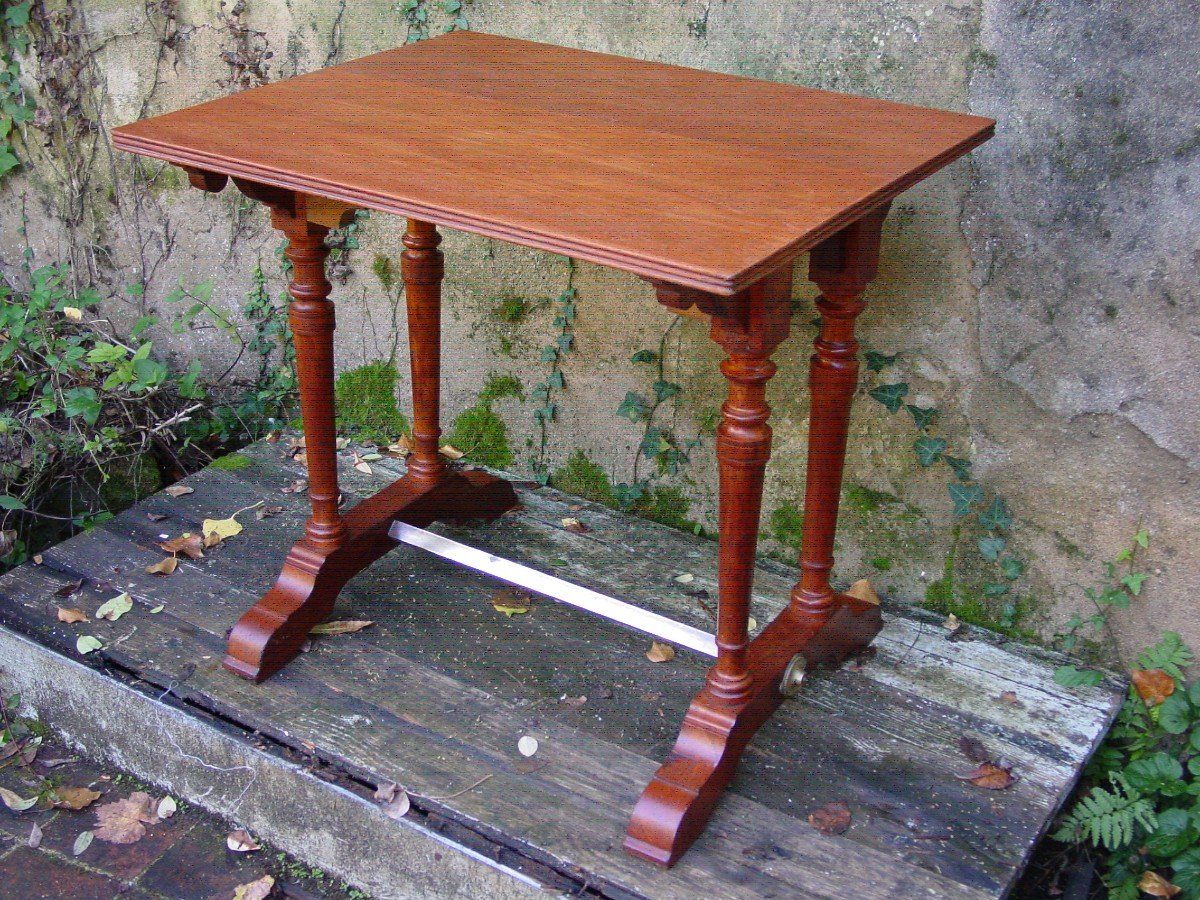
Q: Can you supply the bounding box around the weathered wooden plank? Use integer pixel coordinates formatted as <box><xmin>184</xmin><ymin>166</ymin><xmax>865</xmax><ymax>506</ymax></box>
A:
<box><xmin>0</xmin><ymin>440</ymin><xmax>1123</xmax><ymax>898</ymax></box>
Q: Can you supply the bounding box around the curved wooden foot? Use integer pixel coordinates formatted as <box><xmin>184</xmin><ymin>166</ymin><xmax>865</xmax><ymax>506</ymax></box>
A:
<box><xmin>224</xmin><ymin>471</ymin><xmax>518</xmax><ymax>682</ymax></box>
<box><xmin>624</xmin><ymin>595</ymin><xmax>882</xmax><ymax>866</ymax></box>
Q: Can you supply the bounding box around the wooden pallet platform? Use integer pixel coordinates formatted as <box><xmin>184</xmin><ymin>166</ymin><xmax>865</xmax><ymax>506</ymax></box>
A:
<box><xmin>0</xmin><ymin>439</ymin><xmax>1124</xmax><ymax>898</ymax></box>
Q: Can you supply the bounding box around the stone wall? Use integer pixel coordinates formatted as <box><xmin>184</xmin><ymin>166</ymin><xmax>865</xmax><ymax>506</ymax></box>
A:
<box><xmin>2</xmin><ymin>0</ymin><xmax>1196</xmax><ymax>657</ymax></box>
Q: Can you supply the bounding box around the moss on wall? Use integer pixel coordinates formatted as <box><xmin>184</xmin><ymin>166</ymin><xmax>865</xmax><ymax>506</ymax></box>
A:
<box><xmin>334</xmin><ymin>362</ymin><xmax>410</xmax><ymax>443</ymax></box>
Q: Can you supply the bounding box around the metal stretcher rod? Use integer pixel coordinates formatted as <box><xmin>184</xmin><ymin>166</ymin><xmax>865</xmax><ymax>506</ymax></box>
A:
<box><xmin>388</xmin><ymin>521</ymin><xmax>719</xmax><ymax>658</ymax></box>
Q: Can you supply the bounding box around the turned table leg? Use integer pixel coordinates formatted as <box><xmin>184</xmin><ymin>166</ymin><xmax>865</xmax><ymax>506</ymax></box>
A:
<box><xmin>223</xmin><ymin>194</ymin><xmax>518</xmax><ymax>683</ymax></box>
<box><xmin>792</xmin><ymin>203</ymin><xmax>891</xmax><ymax>618</ymax></box>
<box><xmin>627</xmin><ymin>207</ymin><xmax>890</xmax><ymax>866</ymax></box>
<box><xmin>401</xmin><ymin>219</ymin><xmax>447</xmax><ymax>488</ymax></box>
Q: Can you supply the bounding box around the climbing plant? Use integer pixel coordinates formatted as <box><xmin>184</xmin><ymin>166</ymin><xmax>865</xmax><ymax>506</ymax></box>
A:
<box><xmin>0</xmin><ymin>0</ymin><xmax>33</xmax><ymax>183</ymax></box>
<box><xmin>865</xmin><ymin>351</ymin><xmax>1027</xmax><ymax>630</ymax></box>
<box><xmin>529</xmin><ymin>257</ymin><xmax>578</xmax><ymax>482</ymax></box>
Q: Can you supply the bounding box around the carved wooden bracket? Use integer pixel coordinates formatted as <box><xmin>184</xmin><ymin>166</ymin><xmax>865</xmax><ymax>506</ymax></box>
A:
<box><xmin>177</xmin><ymin>165</ymin><xmax>360</xmax><ymax>229</ymax></box>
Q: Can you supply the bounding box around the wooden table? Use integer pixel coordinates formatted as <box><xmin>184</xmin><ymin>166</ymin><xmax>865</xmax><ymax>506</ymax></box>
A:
<box><xmin>112</xmin><ymin>31</ymin><xmax>993</xmax><ymax>867</ymax></box>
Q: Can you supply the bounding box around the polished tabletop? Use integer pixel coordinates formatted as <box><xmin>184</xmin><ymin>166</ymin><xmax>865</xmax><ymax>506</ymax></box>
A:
<box><xmin>112</xmin><ymin>31</ymin><xmax>993</xmax><ymax>294</ymax></box>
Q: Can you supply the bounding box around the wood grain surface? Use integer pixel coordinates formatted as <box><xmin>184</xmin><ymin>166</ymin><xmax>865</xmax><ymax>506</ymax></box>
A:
<box><xmin>0</xmin><ymin>440</ymin><xmax>1121</xmax><ymax>898</ymax></box>
<box><xmin>111</xmin><ymin>31</ymin><xmax>993</xmax><ymax>294</ymax></box>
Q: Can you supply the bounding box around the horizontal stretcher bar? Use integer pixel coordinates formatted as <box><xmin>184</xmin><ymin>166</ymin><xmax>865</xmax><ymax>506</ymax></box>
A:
<box><xmin>388</xmin><ymin>521</ymin><xmax>719</xmax><ymax>657</ymax></box>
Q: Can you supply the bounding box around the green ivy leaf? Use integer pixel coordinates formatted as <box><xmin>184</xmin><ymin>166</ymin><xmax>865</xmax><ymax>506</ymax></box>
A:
<box><xmin>653</xmin><ymin>380</ymin><xmax>681</xmax><ymax>403</ymax></box>
<box><xmin>0</xmin><ymin>147</ymin><xmax>18</xmax><ymax>177</ymax></box>
<box><xmin>1125</xmin><ymin>752</ymin><xmax>1185</xmax><ymax>796</ymax></box>
<box><xmin>1000</xmin><ymin>557</ymin><xmax>1024</xmax><ymax>580</ymax></box>
<box><xmin>1054</xmin><ymin>665</ymin><xmax>1103</xmax><ymax>688</ymax></box>
<box><xmin>1189</xmin><ymin>679</ymin><xmax>1200</xmax><ymax>708</ymax></box>
<box><xmin>616</xmin><ymin>391</ymin><xmax>647</xmax><ymax>423</ymax></box>
<box><xmin>1157</xmin><ymin>692</ymin><xmax>1193</xmax><ymax>735</ymax></box>
<box><xmin>630</xmin><ymin>349</ymin><xmax>657</xmax><ymax>364</ymax></box>
<box><xmin>1134</xmin><ymin>528</ymin><xmax>1150</xmax><ymax>549</ymax></box>
<box><xmin>978</xmin><ymin>496</ymin><xmax>1012</xmax><ymax>532</ymax></box>
<box><xmin>538</xmin><ymin>346</ymin><xmax>558</xmax><ymax>363</ymax></box>
<box><xmin>905</xmin><ymin>405</ymin><xmax>938</xmax><ymax>430</ymax></box>
<box><xmin>547</xmin><ymin>369</ymin><xmax>565</xmax><ymax>390</ymax></box>
<box><xmin>949</xmin><ymin>483</ymin><xmax>984</xmax><ymax>517</ymax></box>
<box><xmin>4</xmin><ymin>2</ymin><xmax>31</xmax><ymax>28</ymax></box>
<box><xmin>868</xmin><ymin>382</ymin><xmax>908</xmax><ymax>413</ymax></box>
<box><xmin>1121</xmin><ymin>572</ymin><xmax>1148</xmax><ymax>596</ymax></box>
<box><xmin>913</xmin><ymin>436</ymin><xmax>947</xmax><ymax>467</ymax></box>
<box><xmin>984</xmin><ymin>582</ymin><xmax>1010</xmax><ymax>597</ymax></box>
<box><xmin>943</xmin><ymin>455</ymin><xmax>973</xmax><ymax>482</ymax></box>
<box><xmin>556</xmin><ymin>333</ymin><xmax>574</xmax><ymax>353</ymax></box>
<box><xmin>863</xmin><ymin>350</ymin><xmax>897</xmax><ymax>372</ymax></box>
<box><xmin>1173</xmin><ymin>848</ymin><xmax>1200</xmax><ymax>897</ymax></box>
<box><xmin>1144</xmin><ymin>808</ymin><xmax>1198</xmax><ymax>858</ymax></box>
<box><xmin>978</xmin><ymin>536</ymin><xmax>1006</xmax><ymax>561</ymax></box>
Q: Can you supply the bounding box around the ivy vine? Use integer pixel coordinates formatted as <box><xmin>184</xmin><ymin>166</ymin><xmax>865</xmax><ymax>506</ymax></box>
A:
<box><xmin>866</xmin><ymin>351</ymin><xmax>1025</xmax><ymax>628</ymax></box>
<box><xmin>529</xmin><ymin>257</ymin><xmax>578</xmax><ymax>482</ymax></box>
<box><xmin>401</xmin><ymin>0</ymin><xmax>471</xmax><ymax>43</ymax></box>
<box><xmin>0</xmin><ymin>1</ymin><xmax>33</xmax><ymax>183</ymax></box>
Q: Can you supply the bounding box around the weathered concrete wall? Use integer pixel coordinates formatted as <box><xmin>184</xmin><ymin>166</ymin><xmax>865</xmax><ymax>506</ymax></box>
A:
<box><xmin>2</xmin><ymin>0</ymin><xmax>1196</xmax><ymax>658</ymax></box>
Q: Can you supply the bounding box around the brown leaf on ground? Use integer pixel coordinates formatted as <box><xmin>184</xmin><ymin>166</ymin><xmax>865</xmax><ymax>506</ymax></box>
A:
<box><xmin>845</xmin><ymin>578</ymin><xmax>880</xmax><ymax>606</ymax></box>
<box><xmin>94</xmin><ymin>791</ymin><xmax>159</xmax><ymax>844</ymax></box>
<box><xmin>808</xmin><ymin>800</ymin><xmax>852</xmax><ymax>835</ymax></box>
<box><xmin>998</xmin><ymin>690</ymin><xmax>1021</xmax><ymax>705</ymax></box>
<box><xmin>56</xmin><ymin>606</ymin><xmax>88</xmax><ymax>624</ymax></box>
<box><xmin>163</xmin><ymin>485</ymin><xmax>193</xmax><ymax>498</ymax></box>
<box><xmin>439</xmin><ymin>444</ymin><xmax>464</xmax><ymax>460</ymax></box>
<box><xmin>309</xmin><ymin>619</ymin><xmax>373</xmax><ymax>636</ymax></box>
<box><xmin>233</xmin><ymin>875</ymin><xmax>275</xmax><ymax>900</ymax></box>
<box><xmin>381</xmin><ymin>788</ymin><xmax>410</xmax><ymax>820</ymax></box>
<box><xmin>352</xmin><ymin>452</ymin><xmax>373</xmax><ymax>475</ymax></box>
<box><xmin>280</xmin><ymin>479</ymin><xmax>307</xmax><ymax>494</ymax></box>
<box><xmin>958</xmin><ymin>735</ymin><xmax>990</xmax><ymax>764</ymax></box>
<box><xmin>0</xmin><ymin>529</ymin><xmax>15</xmax><ymax>557</ymax></box>
<box><xmin>54</xmin><ymin>578</ymin><xmax>85</xmax><ymax>598</ymax></box>
<box><xmin>646</xmin><ymin>641</ymin><xmax>676</xmax><ymax>663</ymax></box>
<box><xmin>146</xmin><ymin>512</ymin><xmax>169</xmax><ymax>522</ymax></box>
<box><xmin>1132</xmin><ymin>668</ymin><xmax>1175</xmax><ymax>707</ymax></box>
<box><xmin>374</xmin><ymin>782</ymin><xmax>401</xmax><ymax>803</ymax></box>
<box><xmin>491</xmin><ymin>589</ymin><xmax>531</xmax><ymax>618</ymax></box>
<box><xmin>561</xmin><ymin>517</ymin><xmax>590</xmax><ymax>534</ymax></box>
<box><xmin>942</xmin><ymin>613</ymin><xmax>961</xmax><ymax>632</ymax></box>
<box><xmin>386</xmin><ymin>436</ymin><xmax>412</xmax><ymax>457</ymax></box>
<box><xmin>957</xmin><ymin>762</ymin><xmax>1017</xmax><ymax>790</ymax></box>
<box><xmin>255</xmin><ymin>505</ymin><xmax>283</xmax><ymax>520</ymax></box>
<box><xmin>144</xmin><ymin>556</ymin><xmax>178</xmax><ymax>576</ymax></box>
<box><xmin>226</xmin><ymin>828</ymin><xmax>261</xmax><ymax>852</ymax></box>
<box><xmin>1139</xmin><ymin>871</ymin><xmax>1182</xmax><ymax>898</ymax></box>
<box><xmin>159</xmin><ymin>533</ymin><xmax>204</xmax><ymax>560</ymax></box>
<box><xmin>53</xmin><ymin>786</ymin><xmax>102</xmax><ymax>811</ymax></box>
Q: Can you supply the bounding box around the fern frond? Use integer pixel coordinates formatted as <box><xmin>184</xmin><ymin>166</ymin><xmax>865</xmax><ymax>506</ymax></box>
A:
<box><xmin>1053</xmin><ymin>773</ymin><xmax>1157</xmax><ymax>851</ymax></box>
<box><xmin>1136</xmin><ymin>631</ymin><xmax>1195</xmax><ymax>679</ymax></box>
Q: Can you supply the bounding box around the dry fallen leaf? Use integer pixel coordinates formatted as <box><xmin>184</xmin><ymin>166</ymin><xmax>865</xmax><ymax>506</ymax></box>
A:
<box><xmin>561</xmin><ymin>695</ymin><xmax>587</xmax><ymax>708</ymax></box>
<box><xmin>281</xmin><ymin>479</ymin><xmax>307</xmax><ymax>494</ymax></box>
<box><xmin>1132</xmin><ymin>668</ymin><xmax>1175</xmax><ymax>707</ymax></box>
<box><xmin>381</xmin><ymin>787</ymin><xmax>410</xmax><ymax>820</ymax></box>
<box><xmin>147</xmin><ymin>512</ymin><xmax>169</xmax><ymax>522</ymax></box>
<box><xmin>673</xmin><ymin>573</ymin><xmax>694</xmax><ymax>584</ymax></box>
<box><xmin>1139</xmin><ymin>871</ymin><xmax>1183</xmax><ymax>898</ymax></box>
<box><xmin>53</xmin><ymin>786</ymin><xmax>102</xmax><ymax>811</ymax></box>
<box><xmin>27</xmin><ymin>822</ymin><xmax>42</xmax><ymax>849</ymax></box>
<box><xmin>32</xmin><ymin>554</ymin><xmax>42</xmax><ymax>565</ymax></box>
<box><xmin>157</xmin><ymin>796</ymin><xmax>177</xmax><ymax>819</ymax></box>
<box><xmin>352</xmin><ymin>452</ymin><xmax>373</xmax><ymax>475</ymax></box>
<box><xmin>55</xmin><ymin>578</ymin><xmax>85</xmax><ymax>598</ymax></box>
<box><xmin>958</xmin><ymin>735</ymin><xmax>990</xmax><ymax>764</ymax></box>
<box><xmin>561</xmin><ymin>517</ymin><xmax>590</xmax><ymax>534</ymax></box>
<box><xmin>94</xmin><ymin>791</ymin><xmax>159</xmax><ymax>844</ymax></box>
<box><xmin>846</xmin><ymin>578</ymin><xmax>880</xmax><ymax>606</ymax></box>
<box><xmin>95</xmin><ymin>592</ymin><xmax>133</xmax><ymax>622</ymax></box>
<box><xmin>439</xmin><ymin>444</ymin><xmax>464</xmax><ymax>460</ymax></box>
<box><xmin>56</xmin><ymin>606</ymin><xmax>88</xmax><ymax>624</ymax></box>
<box><xmin>159</xmin><ymin>533</ymin><xmax>204</xmax><ymax>560</ymax></box>
<box><xmin>0</xmin><ymin>786</ymin><xmax>37</xmax><ymax>812</ymax></box>
<box><xmin>491</xmin><ymin>589</ymin><xmax>531</xmax><ymax>618</ymax></box>
<box><xmin>76</xmin><ymin>635</ymin><xmax>103</xmax><ymax>655</ymax></box>
<box><xmin>998</xmin><ymin>691</ymin><xmax>1020</xmax><ymax>705</ymax></box>
<box><xmin>958</xmin><ymin>762</ymin><xmax>1017</xmax><ymax>790</ymax></box>
<box><xmin>943</xmin><ymin>613</ymin><xmax>961</xmax><ymax>632</ymax></box>
<box><xmin>73</xmin><ymin>830</ymin><xmax>93</xmax><ymax>856</ymax></box>
<box><xmin>386</xmin><ymin>437</ymin><xmax>412</xmax><ymax>456</ymax></box>
<box><xmin>808</xmin><ymin>800</ymin><xmax>852</xmax><ymax>835</ymax></box>
<box><xmin>374</xmin><ymin>782</ymin><xmax>401</xmax><ymax>803</ymax></box>
<box><xmin>646</xmin><ymin>641</ymin><xmax>676</xmax><ymax>663</ymax></box>
<box><xmin>145</xmin><ymin>556</ymin><xmax>178</xmax><ymax>576</ymax></box>
<box><xmin>233</xmin><ymin>875</ymin><xmax>276</xmax><ymax>900</ymax></box>
<box><xmin>0</xmin><ymin>529</ymin><xmax>15</xmax><ymax>557</ymax></box>
<box><xmin>517</xmin><ymin>735</ymin><xmax>539</xmax><ymax>757</ymax></box>
<box><xmin>309</xmin><ymin>619</ymin><xmax>373</xmax><ymax>636</ymax></box>
<box><xmin>226</xmin><ymin>828</ymin><xmax>261</xmax><ymax>853</ymax></box>
<box><xmin>255</xmin><ymin>505</ymin><xmax>283</xmax><ymax>521</ymax></box>
<box><xmin>163</xmin><ymin>484</ymin><xmax>193</xmax><ymax>498</ymax></box>
<box><xmin>62</xmin><ymin>306</ymin><xmax>83</xmax><ymax>322</ymax></box>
